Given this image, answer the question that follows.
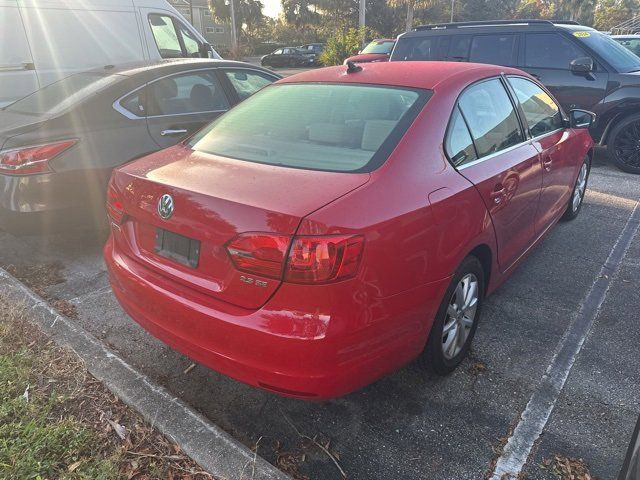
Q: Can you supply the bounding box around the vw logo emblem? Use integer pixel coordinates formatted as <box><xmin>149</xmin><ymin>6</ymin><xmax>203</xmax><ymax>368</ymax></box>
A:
<box><xmin>157</xmin><ymin>194</ymin><xmax>174</xmax><ymax>220</ymax></box>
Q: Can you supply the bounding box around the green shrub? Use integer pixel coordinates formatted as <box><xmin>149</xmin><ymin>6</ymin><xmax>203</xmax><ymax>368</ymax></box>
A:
<box><xmin>319</xmin><ymin>27</ymin><xmax>378</xmax><ymax>66</ymax></box>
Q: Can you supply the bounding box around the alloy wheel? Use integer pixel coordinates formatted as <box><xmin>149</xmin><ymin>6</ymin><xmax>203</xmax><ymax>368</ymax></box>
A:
<box><xmin>441</xmin><ymin>273</ymin><xmax>479</xmax><ymax>360</ymax></box>
<box><xmin>614</xmin><ymin>121</ymin><xmax>640</xmax><ymax>169</ymax></box>
<box><xmin>572</xmin><ymin>162</ymin><xmax>588</xmax><ymax>212</ymax></box>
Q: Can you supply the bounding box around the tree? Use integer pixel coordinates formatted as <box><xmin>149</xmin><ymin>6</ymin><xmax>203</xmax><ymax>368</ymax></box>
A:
<box><xmin>594</xmin><ymin>0</ymin><xmax>640</xmax><ymax>30</ymax></box>
<box><xmin>209</xmin><ymin>0</ymin><xmax>265</xmax><ymax>44</ymax></box>
<box><xmin>387</xmin><ymin>0</ymin><xmax>434</xmax><ymax>31</ymax></box>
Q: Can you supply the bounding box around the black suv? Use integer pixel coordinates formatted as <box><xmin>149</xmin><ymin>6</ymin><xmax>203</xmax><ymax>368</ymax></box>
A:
<box><xmin>391</xmin><ymin>20</ymin><xmax>640</xmax><ymax>174</ymax></box>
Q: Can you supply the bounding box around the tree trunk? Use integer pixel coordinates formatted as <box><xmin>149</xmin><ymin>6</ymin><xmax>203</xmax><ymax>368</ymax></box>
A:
<box><xmin>406</xmin><ymin>2</ymin><xmax>414</xmax><ymax>32</ymax></box>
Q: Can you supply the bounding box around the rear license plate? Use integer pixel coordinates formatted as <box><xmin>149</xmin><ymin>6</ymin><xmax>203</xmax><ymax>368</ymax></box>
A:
<box><xmin>155</xmin><ymin>228</ymin><xmax>200</xmax><ymax>268</ymax></box>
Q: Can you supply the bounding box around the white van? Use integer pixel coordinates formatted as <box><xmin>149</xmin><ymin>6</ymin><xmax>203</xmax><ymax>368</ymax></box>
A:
<box><xmin>0</xmin><ymin>0</ymin><xmax>221</xmax><ymax>107</ymax></box>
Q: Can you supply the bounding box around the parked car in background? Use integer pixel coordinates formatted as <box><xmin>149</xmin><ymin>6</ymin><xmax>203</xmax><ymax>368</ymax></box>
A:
<box><xmin>619</xmin><ymin>415</ymin><xmax>640</xmax><ymax>480</ymax></box>
<box><xmin>0</xmin><ymin>59</ymin><xmax>278</xmax><ymax>234</ymax></box>
<box><xmin>613</xmin><ymin>35</ymin><xmax>640</xmax><ymax>56</ymax></box>
<box><xmin>391</xmin><ymin>20</ymin><xmax>640</xmax><ymax>174</ymax></box>
<box><xmin>261</xmin><ymin>48</ymin><xmax>317</xmax><ymax>68</ymax></box>
<box><xmin>298</xmin><ymin>43</ymin><xmax>325</xmax><ymax>55</ymax></box>
<box><xmin>105</xmin><ymin>61</ymin><xmax>594</xmax><ymax>400</ymax></box>
<box><xmin>344</xmin><ymin>39</ymin><xmax>396</xmax><ymax>64</ymax></box>
<box><xmin>0</xmin><ymin>0</ymin><xmax>221</xmax><ymax>109</ymax></box>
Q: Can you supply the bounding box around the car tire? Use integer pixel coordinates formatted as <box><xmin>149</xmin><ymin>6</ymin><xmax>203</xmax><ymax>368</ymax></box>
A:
<box><xmin>419</xmin><ymin>256</ymin><xmax>485</xmax><ymax>375</ymax></box>
<box><xmin>562</xmin><ymin>154</ymin><xmax>590</xmax><ymax>221</ymax></box>
<box><xmin>607</xmin><ymin>113</ymin><xmax>640</xmax><ymax>174</ymax></box>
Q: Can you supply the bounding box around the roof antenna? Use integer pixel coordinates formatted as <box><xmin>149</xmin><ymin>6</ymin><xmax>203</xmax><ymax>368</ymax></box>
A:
<box><xmin>346</xmin><ymin>60</ymin><xmax>362</xmax><ymax>73</ymax></box>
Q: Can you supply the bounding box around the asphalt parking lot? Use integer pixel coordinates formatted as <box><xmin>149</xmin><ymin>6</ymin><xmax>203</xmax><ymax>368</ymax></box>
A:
<box><xmin>0</xmin><ymin>150</ymin><xmax>638</xmax><ymax>479</ymax></box>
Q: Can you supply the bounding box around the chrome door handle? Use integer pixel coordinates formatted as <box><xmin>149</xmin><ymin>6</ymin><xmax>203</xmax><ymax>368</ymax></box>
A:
<box><xmin>542</xmin><ymin>156</ymin><xmax>553</xmax><ymax>171</ymax></box>
<box><xmin>160</xmin><ymin>129</ymin><xmax>188</xmax><ymax>137</ymax></box>
<box><xmin>490</xmin><ymin>185</ymin><xmax>506</xmax><ymax>204</ymax></box>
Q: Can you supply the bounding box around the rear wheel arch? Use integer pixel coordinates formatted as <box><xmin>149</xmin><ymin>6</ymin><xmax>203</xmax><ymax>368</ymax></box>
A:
<box><xmin>467</xmin><ymin>244</ymin><xmax>492</xmax><ymax>297</ymax></box>
<box><xmin>600</xmin><ymin>106</ymin><xmax>640</xmax><ymax>145</ymax></box>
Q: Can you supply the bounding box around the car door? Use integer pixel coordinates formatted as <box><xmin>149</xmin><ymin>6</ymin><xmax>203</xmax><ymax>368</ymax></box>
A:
<box><xmin>144</xmin><ymin>69</ymin><xmax>231</xmax><ymax>148</ymax></box>
<box><xmin>0</xmin><ymin>1</ymin><xmax>39</xmax><ymax>106</ymax></box>
<box><xmin>451</xmin><ymin>78</ymin><xmax>543</xmax><ymax>271</ymax></box>
<box><xmin>507</xmin><ymin>76</ymin><xmax>577</xmax><ymax>233</ymax></box>
<box><xmin>219</xmin><ymin>68</ymin><xmax>279</xmax><ymax>101</ymax></box>
<box><xmin>522</xmin><ymin>32</ymin><xmax>609</xmax><ymax>111</ymax></box>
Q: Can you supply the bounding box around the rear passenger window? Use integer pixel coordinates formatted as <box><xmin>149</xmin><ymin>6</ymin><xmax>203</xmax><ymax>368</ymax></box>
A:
<box><xmin>508</xmin><ymin>77</ymin><xmax>563</xmax><ymax>137</ymax></box>
<box><xmin>469</xmin><ymin>34</ymin><xmax>516</xmax><ymax>66</ymax></box>
<box><xmin>445</xmin><ymin>107</ymin><xmax>477</xmax><ymax>166</ymax></box>
<box><xmin>446</xmin><ymin>36</ymin><xmax>471</xmax><ymax>61</ymax></box>
<box><xmin>458</xmin><ymin>79</ymin><xmax>523</xmax><ymax>157</ymax></box>
<box><xmin>146</xmin><ymin>71</ymin><xmax>229</xmax><ymax>116</ymax></box>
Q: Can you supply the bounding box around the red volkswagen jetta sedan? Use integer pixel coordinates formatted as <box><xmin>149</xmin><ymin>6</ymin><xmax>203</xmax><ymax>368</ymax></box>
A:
<box><xmin>104</xmin><ymin>62</ymin><xmax>594</xmax><ymax>400</ymax></box>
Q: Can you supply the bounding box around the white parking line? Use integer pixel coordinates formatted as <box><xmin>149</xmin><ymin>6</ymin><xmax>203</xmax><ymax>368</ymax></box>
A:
<box><xmin>491</xmin><ymin>200</ymin><xmax>640</xmax><ymax>479</ymax></box>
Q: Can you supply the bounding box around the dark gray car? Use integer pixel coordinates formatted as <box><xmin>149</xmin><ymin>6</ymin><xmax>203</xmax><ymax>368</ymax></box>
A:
<box><xmin>0</xmin><ymin>59</ymin><xmax>279</xmax><ymax>233</ymax></box>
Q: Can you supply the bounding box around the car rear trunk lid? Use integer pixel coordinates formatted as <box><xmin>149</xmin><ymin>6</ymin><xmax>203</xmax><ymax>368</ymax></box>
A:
<box><xmin>111</xmin><ymin>144</ymin><xmax>370</xmax><ymax>309</ymax></box>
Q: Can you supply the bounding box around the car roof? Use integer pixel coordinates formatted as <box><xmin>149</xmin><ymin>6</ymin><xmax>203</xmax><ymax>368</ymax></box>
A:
<box><xmin>278</xmin><ymin>61</ymin><xmax>525</xmax><ymax>90</ymax></box>
<box><xmin>84</xmin><ymin>59</ymin><xmax>265</xmax><ymax>77</ymax></box>
<box><xmin>403</xmin><ymin>20</ymin><xmax>596</xmax><ymax>38</ymax></box>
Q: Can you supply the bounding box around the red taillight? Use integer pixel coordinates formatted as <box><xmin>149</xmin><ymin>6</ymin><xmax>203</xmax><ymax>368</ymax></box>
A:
<box><xmin>225</xmin><ymin>233</ymin><xmax>364</xmax><ymax>284</ymax></box>
<box><xmin>285</xmin><ymin>235</ymin><xmax>364</xmax><ymax>284</ymax></box>
<box><xmin>0</xmin><ymin>140</ymin><xmax>77</xmax><ymax>175</ymax></box>
<box><xmin>106</xmin><ymin>179</ymin><xmax>125</xmax><ymax>224</ymax></box>
<box><xmin>226</xmin><ymin>233</ymin><xmax>291</xmax><ymax>279</ymax></box>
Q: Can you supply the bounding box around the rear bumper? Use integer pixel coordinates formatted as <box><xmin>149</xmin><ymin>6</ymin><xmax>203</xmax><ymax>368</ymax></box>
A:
<box><xmin>0</xmin><ymin>170</ymin><xmax>110</xmax><ymax>234</ymax></box>
<box><xmin>104</xmin><ymin>234</ymin><xmax>449</xmax><ymax>400</ymax></box>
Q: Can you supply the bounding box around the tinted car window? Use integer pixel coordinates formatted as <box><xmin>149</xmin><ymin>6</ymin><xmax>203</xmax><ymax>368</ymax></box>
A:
<box><xmin>120</xmin><ymin>90</ymin><xmax>144</xmax><ymax>117</ymax></box>
<box><xmin>223</xmin><ymin>69</ymin><xmax>276</xmax><ymax>100</ymax></box>
<box><xmin>445</xmin><ymin>107</ymin><xmax>477</xmax><ymax>166</ymax></box>
<box><xmin>458</xmin><ymin>79</ymin><xmax>523</xmax><ymax>157</ymax></box>
<box><xmin>574</xmin><ymin>30</ymin><xmax>640</xmax><ymax>72</ymax></box>
<box><xmin>391</xmin><ymin>36</ymin><xmax>441</xmax><ymax>61</ymax></box>
<box><xmin>147</xmin><ymin>71</ymin><xmax>229</xmax><ymax>116</ymax></box>
<box><xmin>188</xmin><ymin>84</ymin><xmax>427</xmax><ymax>172</ymax></box>
<box><xmin>615</xmin><ymin>37</ymin><xmax>640</xmax><ymax>56</ymax></box>
<box><xmin>6</xmin><ymin>73</ymin><xmax>121</xmax><ymax>115</ymax></box>
<box><xmin>509</xmin><ymin>77</ymin><xmax>563</xmax><ymax>137</ymax></box>
<box><xmin>447</xmin><ymin>35</ymin><xmax>471</xmax><ymax>61</ymax></box>
<box><xmin>469</xmin><ymin>34</ymin><xmax>516</xmax><ymax>66</ymax></box>
<box><xmin>525</xmin><ymin>33</ymin><xmax>585</xmax><ymax>69</ymax></box>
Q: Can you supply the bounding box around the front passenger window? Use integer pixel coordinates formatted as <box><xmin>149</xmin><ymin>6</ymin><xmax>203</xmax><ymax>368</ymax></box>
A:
<box><xmin>508</xmin><ymin>77</ymin><xmax>563</xmax><ymax>137</ymax></box>
<box><xmin>458</xmin><ymin>79</ymin><xmax>523</xmax><ymax>157</ymax></box>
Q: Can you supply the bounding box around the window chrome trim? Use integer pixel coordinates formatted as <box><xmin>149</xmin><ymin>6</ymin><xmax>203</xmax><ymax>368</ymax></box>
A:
<box><xmin>456</xmin><ymin>127</ymin><xmax>564</xmax><ymax>170</ymax></box>
<box><xmin>456</xmin><ymin>139</ymin><xmax>532</xmax><ymax>170</ymax></box>
<box><xmin>111</xmin><ymin>67</ymin><xmax>272</xmax><ymax>120</ymax></box>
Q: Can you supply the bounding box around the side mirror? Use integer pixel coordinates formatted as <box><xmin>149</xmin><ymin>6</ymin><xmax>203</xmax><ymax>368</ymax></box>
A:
<box><xmin>199</xmin><ymin>42</ymin><xmax>212</xmax><ymax>58</ymax></box>
<box><xmin>569</xmin><ymin>109</ymin><xmax>596</xmax><ymax>129</ymax></box>
<box><xmin>570</xmin><ymin>57</ymin><xmax>594</xmax><ymax>74</ymax></box>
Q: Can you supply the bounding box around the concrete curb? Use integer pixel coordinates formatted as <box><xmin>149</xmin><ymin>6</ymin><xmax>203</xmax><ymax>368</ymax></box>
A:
<box><xmin>0</xmin><ymin>267</ymin><xmax>290</xmax><ymax>480</ymax></box>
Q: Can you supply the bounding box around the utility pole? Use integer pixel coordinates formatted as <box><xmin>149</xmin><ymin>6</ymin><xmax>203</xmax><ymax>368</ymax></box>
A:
<box><xmin>229</xmin><ymin>0</ymin><xmax>238</xmax><ymax>56</ymax></box>
<box><xmin>188</xmin><ymin>0</ymin><xmax>194</xmax><ymax>25</ymax></box>
<box><xmin>359</xmin><ymin>0</ymin><xmax>366</xmax><ymax>47</ymax></box>
<box><xmin>450</xmin><ymin>0</ymin><xmax>454</xmax><ymax>22</ymax></box>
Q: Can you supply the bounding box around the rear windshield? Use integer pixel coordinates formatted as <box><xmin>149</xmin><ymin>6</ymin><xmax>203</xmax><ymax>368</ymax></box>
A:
<box><xmin>362</xmin><ymin>41</ymin><xmax>395</xmax><ymax>55</ymax></box>
<box><xmin>5</xmin><ymin>73</ymin><xmax>122</xmax><ymax>115</ymax></box>
<box><xmin>573</xmin><ymin>30</ymin><xmax>640</xmax><ymax>72</ymax></box>
<box><xmin>188</xmin><ymin>83</ymin><xmax>428</xmax><ymax>172</ymax></box>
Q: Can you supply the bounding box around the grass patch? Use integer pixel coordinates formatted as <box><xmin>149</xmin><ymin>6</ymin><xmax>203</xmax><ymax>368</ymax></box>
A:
<box><xmin>0</xmin><ymin>297</ymin><xmax>213</xmax><ymax>479</ymax></box>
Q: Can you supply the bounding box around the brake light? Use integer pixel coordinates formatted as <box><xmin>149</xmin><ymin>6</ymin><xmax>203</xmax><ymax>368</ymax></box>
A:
<box><xmin>226</xmin><ymin>233</ymin><xmax>364</xmax><ymax>284</ymax></box>
<box><xmin>106</xmin><ymin>179</ymin><xmax>125</xmax><ymax>224</ymax></box>
<box><xmin>0</xmin><ymin>140</ymin><xmax>77</xmax><ymax>175</ymax></box>
<box><xmin>226</xmin><ymin>233</ymin><xmax>291</xmax><ymax>279</ymax></box>
<box><xmin>285</xmin><ymin>235</ymin><xmax>364</xmax><ymax>284</ymax></box>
